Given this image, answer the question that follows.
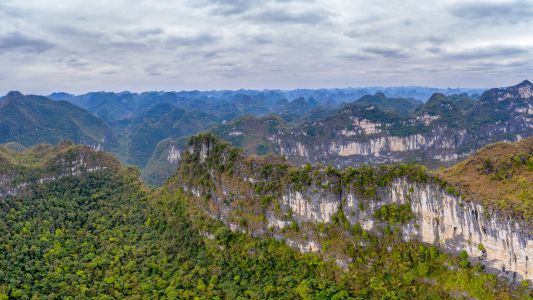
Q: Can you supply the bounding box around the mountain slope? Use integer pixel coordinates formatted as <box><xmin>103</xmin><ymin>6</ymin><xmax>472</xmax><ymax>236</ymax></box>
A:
<box><xmin>211</xmin><ymin>113</ymin><xmax>289</xmax><ymax>155</ymax></box>
<box><xmin>437</xmin><ymin>136</ymin><xmax>533</xmax><ymax>220</ymax></box>
<box><xmin>126</xmin><ymin>106</ymin><xmax>220</xmax><ymax>167</ymax></box>
<box><xmin>0</xmin><ymin>140</ymin><xmax>530</xmax><ymax>298</ymax></box>
<box><xmin>0</xmin><ymin>91</ymin><xmax>118</xmax><ymax>149</ymax></box>
<box><xmin>0</xmin><ymin>144</ymin><xmax>349</xmax><ymax>298</ymax></box>
<box><xmin>141</xmin><ymin>114</ymin><xmax>289</xmax><ymax>185</ymax></box>
<box><xmin>168</xmin><ymin>134</ymin><xmax>532</xmax><ymax>291</ymax></box>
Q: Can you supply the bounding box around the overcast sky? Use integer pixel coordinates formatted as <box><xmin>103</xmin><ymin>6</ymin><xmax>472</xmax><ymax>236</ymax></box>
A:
<box><xmin>0</xmin><ymin>0</ymin><xmax>532</xmax><ymax>94</ymax></box>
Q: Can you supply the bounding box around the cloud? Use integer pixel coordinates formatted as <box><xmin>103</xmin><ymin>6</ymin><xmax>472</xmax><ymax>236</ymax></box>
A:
<box><xmin>249</xmin><ymin>9</ymin><xmax>333</xmax><ymax>25</ymax></box>
<box><xmin>144</xmin><ymin>64</ymin><xmax>162</xmax><ymax>76</ymax></box>
<box><xmin>164</xmin><ymin>33</ymin><xmax>218</xmax><ymax>48</ymax></box>
<box><xmin>190</xmin><ymin>0</ymin><xmax>256</xmax><ymax>16</ymax></box>
<box><xmin>361</xmin><ymin>46</ymin><xmax>410</xmax><ymax>58</ymax></box>
<box><xmin>0</xmin><ymin>0</ymin><xmax>531</xmax><ymax>93</ymax></box>
<box><xmin>336</xmin><ymin>53</ymin><xmax>374</xmax><ymax>60</ymax></box>
<box><xmin>448</xmin><ymin>0</ymin><xmax>533</xmax><ymax>24</ymax></box>
<box><xmin>62</xmin><ymin>57</ymin><xmax>89</xmax><ymax>69</ymax></box>
<box><xmin>117</xmin><ymin>28</ymin><xmax>165</xmax><ymax>39</ymax></box>
<box><xmin>0</xmin><ymin>32</ymin><xmax>53</xmax><ymax>53</ymax></box>
<box><xmin>440</xmin><ymin>45</ymin><xmax>531</xmax><ymax>60</ymax></box>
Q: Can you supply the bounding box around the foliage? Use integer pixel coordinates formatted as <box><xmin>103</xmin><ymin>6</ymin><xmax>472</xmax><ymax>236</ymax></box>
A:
<box><xmin>373</xmin><ymin>203</ymin><xmax>415</xmax><ymax>225</ymax></box>
<box><xmin>0</xmin><ymin>143</ymin><xmax>530</xmax><ymax>299</ymax></box>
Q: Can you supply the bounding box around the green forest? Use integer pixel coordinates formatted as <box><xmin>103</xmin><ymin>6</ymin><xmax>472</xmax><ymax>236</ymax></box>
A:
<box><xmin>0</xmin><ymin>160</ymin><xmax>530</xmax><ymax>299</ymax></box>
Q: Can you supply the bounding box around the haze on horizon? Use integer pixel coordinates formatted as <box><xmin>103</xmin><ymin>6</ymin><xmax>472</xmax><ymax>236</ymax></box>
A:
<box><xmin>0</xmin><ymin>0</ymin><xmax>532</xmax><ymax>94</ymax></box>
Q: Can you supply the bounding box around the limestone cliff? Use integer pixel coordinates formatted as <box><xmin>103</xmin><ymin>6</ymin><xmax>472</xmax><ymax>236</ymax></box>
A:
<box><xmin>171</xmin><ymin>134</ymin><xmax>532</xmax><ymax>282</ymax></box>
<box><xmin>275</xmin><ymin>81</ymin><xmax>532</xmax><ymax>168</ymax></box>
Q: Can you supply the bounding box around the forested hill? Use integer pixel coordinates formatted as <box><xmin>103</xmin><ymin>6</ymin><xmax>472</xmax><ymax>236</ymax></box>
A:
<box><xmin>0</xmin><ymin>141</ymin><xmax>531</xmax><ymax>298</ymax></box>
<box><xmin>0</xmin><ymin>91</ymin><xmax>118</xmax><ymax>150</ymax></box>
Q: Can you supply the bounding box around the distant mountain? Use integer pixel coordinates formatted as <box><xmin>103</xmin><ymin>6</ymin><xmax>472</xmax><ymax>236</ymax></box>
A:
<box><xmin>49</xmin><ymin>91</ymin><xmax>136</xmax><ymax>122</ymax></box>
<box><xmin>145</xmin><ymin>81</ymin><xmax>531</xmax><ymax>185</ymax></box>
<box><xmin>0</xmin><ymin>92</ymin><xmax>118</xmax><ymax>149</ymax></box>
<box><xmin>445</xmin><ymin>93</ymin><xmax>478</xmax><ymax>112</ymax></box>
<box><xmin>48</xmin><ymin>86</ymin><xmax>483</xmax><ymax>124</ymax></box>
<box><xmin>141</xmin><ymin>113</ymin><xmax>288</xmax><ymax>185</ymax></box>
<box><xmin>414</xmin><ymin>93</ymin><xmax>466</xmax><ymax>127</ymax></box>
<box><xmin>348</xmin><ymin>92</ymin><xmax>423</xmax><ymax>117</ymax></box>
<box><xmin>45</xmin><ymin>86</ymin><xmax>483</xmax><ymax>170</ymax></box>
<box><xmin>271</xmin><ymin>80</ymin><xmax>532</xmax><ymax>167</ymax></box>
<box><xmin>127</xmin><ymin>106</ymin><xmax>220</xmax><ymax>167</ymax></box>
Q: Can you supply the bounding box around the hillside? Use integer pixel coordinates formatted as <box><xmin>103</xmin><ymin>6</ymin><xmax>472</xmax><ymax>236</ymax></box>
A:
<box><xmin>211</xmin><ymin>113</ymin><xmax>289</xmax><ymax>155</ymax></box>
<box><xmin>169</xmin><ymin>134</ymin><xmax>532</xmax><ymax>288</ymax></box>
<box><xmin>437</xmin><ymin>136</ymin><xmax>533</xmax><ymax>221</ymax></box>
<box><xmin>0</xmin><ymin>92</ymin><xmax>118</xmax><ymax>150</ymax></box>
<box><xmin>126</xmin><ymin>106</ymin><xmax>219</xmax><ymax>167</ymax></box>
<box><xmin>0</xmin><ymin>144</ymin><xmax>351</xmax><ymax>298</ymax></box>
<box><xmin>1</xmin><ymin>140</ymin><xmax>530</xmax><ymax>298</ymax></box>
<box><xmin>141</xmin><ymin>136</ymin><xmax>189</xmax><ymax>185</ymax></box>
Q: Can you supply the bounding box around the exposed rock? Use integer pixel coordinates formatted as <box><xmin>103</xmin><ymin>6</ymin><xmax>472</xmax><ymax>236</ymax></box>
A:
<box><xmin>173</xmin><ymin>135</ymin><xmax>532</xmax><ymax>282</ymax></box>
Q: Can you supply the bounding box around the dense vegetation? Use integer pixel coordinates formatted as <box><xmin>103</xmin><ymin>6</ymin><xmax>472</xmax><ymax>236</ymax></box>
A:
<box><xmin>0</xmin><ymin>142</ymin><xmax>530</xmax><ymax>298</ymax></box>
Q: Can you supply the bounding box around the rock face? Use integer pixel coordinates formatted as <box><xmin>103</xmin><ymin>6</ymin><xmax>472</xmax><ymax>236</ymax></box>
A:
<box><xmin>0</xmin><ymin>143</ymin><xmax>120</xmax><ymax>199</ymax></box>
<box><xmin>272</xmin><ymin>81</ymin><xmax>533</xmax><ymax>168</ymax></box>
<box><xmin>173</xmin><ymin>135</ymin><xmax>532</xmax><ymax>282</ymax></box>
<box><xmin>388</xmin><ymin>179</ymin><xmax>531</xmax><ymax>282</ymax></box>
<box><xmin>274</xmin><ymin>178</ymin><xmax>532</xmax><ymax>281</ymax></box>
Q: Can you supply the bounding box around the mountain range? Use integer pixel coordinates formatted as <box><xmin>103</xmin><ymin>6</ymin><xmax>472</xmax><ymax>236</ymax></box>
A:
<box><xmin>1</xmin><ymin>81</ymin><xmax>531</xmax><ymax>186</ymax></box>
<box><xmin>145</xmin><ymin>80</ymin><xmax>532</xmax><ymax>184</ymax></box>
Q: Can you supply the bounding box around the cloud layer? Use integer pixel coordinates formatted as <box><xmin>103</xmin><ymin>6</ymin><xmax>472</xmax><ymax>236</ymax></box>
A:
<box><xmin>0</xmin><ymin>0</ymin><xmax>532</xmax><ymax>93</ymax></box>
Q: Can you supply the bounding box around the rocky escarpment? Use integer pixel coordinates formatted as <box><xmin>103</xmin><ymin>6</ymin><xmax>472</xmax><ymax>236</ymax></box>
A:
<box><xmin>148</xmin><ymin>81</ymin><xmax>533</xmax><ymax>186</ymax></box>
<box><xmin>171</xmin><ymin>134</ymin><xmax>532</xmax><ymax>282</ymax></box>
<box><xmin>0</xmin><ymin>142</ymin><xmax>121</xmax><ymax>198</ymax></box>
<box><xmin>273</xmin><ymin>81</ymin><xmax>533</xmax><ymax>168</ymax></box>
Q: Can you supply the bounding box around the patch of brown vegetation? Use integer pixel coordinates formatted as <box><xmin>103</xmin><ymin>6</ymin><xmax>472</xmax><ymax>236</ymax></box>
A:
<box><xmin>436</xmin><ymin>137</ymin><xmax>533</xmax><ymax>222</ymax></box>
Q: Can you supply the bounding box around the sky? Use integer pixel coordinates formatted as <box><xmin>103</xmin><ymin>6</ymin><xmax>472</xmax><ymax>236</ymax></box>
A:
<box><xmin>0</xmin><ymin>0</ymin><xmax>532</xmax><ymax>94</ymax></box>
